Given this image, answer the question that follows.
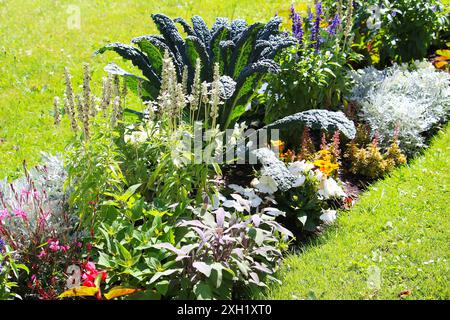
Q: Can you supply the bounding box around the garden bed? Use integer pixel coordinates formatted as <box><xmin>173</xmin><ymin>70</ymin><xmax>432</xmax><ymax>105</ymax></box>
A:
<box><xmin>0</xmin><ymin>0</ymin><xmax>449</xmax><ymax>301</ymax></box>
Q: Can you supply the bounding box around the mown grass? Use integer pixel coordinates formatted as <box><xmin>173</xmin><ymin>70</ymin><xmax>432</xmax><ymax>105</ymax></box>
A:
<box><xmin>263</xmin><ymin>124</ymin><xmax>450</xmax><ymax>300</ymax></box>
<box><xmin>0</xmin><ymin>0</ymin><xmax>302</xmax><ymax>179</ymax></box>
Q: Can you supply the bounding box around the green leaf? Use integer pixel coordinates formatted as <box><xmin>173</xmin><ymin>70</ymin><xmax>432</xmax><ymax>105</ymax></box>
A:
<box><xmin>210</xmin><ymin>26</ymin><xmax>230</xmax><ymax>73</ymax></box>
<box><xmin>131</xmin><ymin>36</ymin><xmax>168</xmax><ymax>76</ymax></box>
<box><xmin>185</xmin><ymin>36</ymin><xmax>211</xmax><ymax>79</ymax></box>
<box><xmin>98</xmin><ymin>252</ymin><xmax>112</xmax><ymax>268</ymax></box>
<box><xmin>155</xmin><ymin>280</ymin><xmax>170</xmax><ymax>296</ymax></box>
<box><xmin>151</xmin><ymin>14</ymin><xmax>185</xmax><ymax>65</ymax></box>
<box><xmin>194</xmin><ymin>282</ymin><xmax>214</xmax><ymax>300</ymax></box>
<box><xmin>103</xmin><ymin>63</ymin><xmax>158</xmax><ymax>100</ymax></box>
<box><xmin>210</xmin><ymin>263</ymin><xmax>224</xmax><ymax>289</ymax></box>
<box><xmin>230</xmin><ymin>23</ymin><xmax>264</xmax><ymax>79</ymax></box>
<box><xmin>117</xmin><ymin>243</ymin><xmax>132</xmax><ymax>261</ymax></box>
<box><xmin>193</xmin><ymin>261</ymin><xmax>212</xmax><ymax>277</ymax></box>
<box><xmin>119</xmin><ymin>183</ymin><xmax>142</xmax><ymax>202</ymax></box>
<box><xmin>95</xmin><ymin>43</ymin><xmax>160</xmax><ymax>85</ymax></box>
<box><xmin>265</xmin><ymin>109</ymin><xmax>356</xmax><ymax>140</ymax></box>
<box><xmin>149</xmin><ymin>269</ymin><xmax>181</xmax><ymax>284</ymax></box>
<box><xmin>223</xmin><ymin>59</ymin><xmax>279</xmax><ymax>128</ymax></box>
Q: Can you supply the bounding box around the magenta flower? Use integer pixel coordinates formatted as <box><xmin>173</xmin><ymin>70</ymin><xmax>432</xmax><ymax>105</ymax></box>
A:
<box><xmin>33</xmin><ymin>190</ymin><xmax>41</xmax><ymax>201</ymax></box>
<box><xmin>0</xmin><ymin>209</ymin><xmax>9</xmax><ymax>221</ymax></box>
<box><xmin>38</xmin><ymin>248</ymin><xmax>47</xmax><ymax>258</ymax></box>
<box><xmin>13</xmin><ymin>208</ymin><xmax>27</xmax><ymax>220</ymax></box>
<box><xmin>48</xmin><ymin>239</ymin><xmax>61</xmax><ymax>252</ymax></box>
<box><xmin>21</xmin><ymin>189</ymin><xmax>31</xmax><ymax>198</ymax></box>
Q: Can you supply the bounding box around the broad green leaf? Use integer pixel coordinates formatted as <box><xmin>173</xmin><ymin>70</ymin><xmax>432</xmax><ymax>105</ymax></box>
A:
<box><xmin>194</xmin><ymin>282</ymin><xmax>214</xmax><ymax>300</ymax></box>
<box><xmin>149</xmin><ymin>269</ymin><xmax>181</xmax><ymax>284</ymax></box>
<box><xmin>95</xmin><ymin>44</ymin><xmax>160</xmax><ymax>85</ymax></box>
<box><xmin>117</xmin><ymin>243</ymin><xmax>132</xmax><ymax>261</ymax></box>
<box><xmin>193</xmin><ymin>261</ymin><xmax>212</xmax><ymax>277</ymax></box>
<box><xmin>119</xmin><ymin>183</ymin><xmax>142</xmax><ymax>202</ymax></box>
<box><xmin>436</xmin><ymin>49</ymin><xmax>450</xmax><ymax>58</ymax></box>
<box><xmin>230</xmin><ymin>23</ymin><xmax>264</xmax><ymax>79</ymax></box>
<box><xmin>155</xmin><ymin>280</ymin><xmax>170</xmax><ymax>296</ymax></box>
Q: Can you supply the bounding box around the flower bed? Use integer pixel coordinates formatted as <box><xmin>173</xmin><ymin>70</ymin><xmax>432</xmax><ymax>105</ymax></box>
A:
<box><xmin>0</xmin><ymin>0</ymin><xmax>449</xmax><ymax>300</ymax></box>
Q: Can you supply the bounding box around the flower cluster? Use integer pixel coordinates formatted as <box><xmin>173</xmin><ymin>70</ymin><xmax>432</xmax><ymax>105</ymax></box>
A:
<box><xmin>313</xmin><ymin>150</ymin><xmax>339</xmax><ymax>177</ymax></box>
<box><xmin>81</xmin><ymin>261</ymin><xmax>107</xmax><ymax>288</ymax></box>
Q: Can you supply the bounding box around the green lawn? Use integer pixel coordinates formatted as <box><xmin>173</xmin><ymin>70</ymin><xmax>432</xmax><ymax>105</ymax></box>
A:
<box><xmin>0</xmin><ymin>0</ymin><xmax>296</xmax><ymax>179</ymax></box>
<box><xmin>264</xmin><ymin>125</ymin><xmax>450</xmax><ymax>300</ymax></box>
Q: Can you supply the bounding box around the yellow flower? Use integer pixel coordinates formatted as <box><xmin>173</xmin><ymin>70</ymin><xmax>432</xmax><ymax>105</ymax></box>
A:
<box><xmin>271</xmin><ymin>140</ymin><xmax>285</xmax><ymax>152</ymax></box>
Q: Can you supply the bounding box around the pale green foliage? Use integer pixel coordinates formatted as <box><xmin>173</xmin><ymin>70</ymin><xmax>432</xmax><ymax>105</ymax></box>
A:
<box><xmin>349</xmin><ymin>61</ymin><xmax>450</xmax><ymax>154</ymax></box>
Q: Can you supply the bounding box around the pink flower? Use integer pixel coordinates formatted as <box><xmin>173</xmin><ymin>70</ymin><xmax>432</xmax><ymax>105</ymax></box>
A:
<box><xmin>38</xmin><ymin>249</ymin><xmax>47</xmax><ymax>258</ymax></box>
<box><xmin>85</xmin><ymin>261</ymin><xmax>96</xmax><ymax>272</ymax></box>
<box><xmin>38</xmin><ymin>211</ymin><xmax>51</xmax><ymax>228</ymax></box>
<box><xmin>13</xmin><ymin>208</ymin><xmax>27</xmax><ymax>220</ymax></box>
<box><xmin>21</xmin><ymin>189</ymin><xmax>31</xmax><ymax>198</ymax></box>
<box><xmin>81</xmin><ymin>261</ymin><xmax>107</xmax><ymax>288</ymax></box>
<box><xmin>48</xmin><ymin>239</ymin><xmax>60</xmax><ymax>252</ymax></box>
<box><xmin>33</xmin><ymin>190</ymin><xmax>40</xmax><ymax>201</ymax></box>
<box><xmin>0</xmin><ymin>209</ymin><xmax>9</xmax><ymax>221</ymax></box>
<box><xmin>60</xmin><ymin>245</ymin><xmax>70</xmax><ymax>252</ymax></box>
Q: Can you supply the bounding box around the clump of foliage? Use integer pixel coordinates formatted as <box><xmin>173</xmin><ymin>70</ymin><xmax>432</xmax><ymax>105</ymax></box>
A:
<box><xmin>62</xmin><ymin>59</ymin><xmax>266</xmax><ymax>299</ymax></box>
<box><xmin>0</xmin><ymin>241</ymin><xmax>29</xmax><ymax>300</ymax></box>
<box><xmin>345</xmin><ymin>131</ymin><xmax>407</xmax><ymax>180</ymax></box>
<box><xmin>375</xmin><ymin>0</ymin><xmax>448</xmax><ymax>66</ymax></box>
<box><xmin>348</xmin><ymin>61</ymin><xmax>450</xmax><ymax>155</ymax></box>
<box><xmin>0</xmin><ymin>155</ymin><xmax>85</xmax><ymax>299</ymax></box>
<box><xmin>151</xmin><ymin>201</ymin><xmax>292</xmax><ymax>300</ymax></box>
<box><xmin>328</xmin><ymin>0</ymin><xmax>449</xmax><ymax>67</ymax></box>
<box><xmin>96</xmin><ymin>14</ymin><xmax>296</xmax><ymax>128</ymax></box>
<box><xmin>251</xmin><ymin>147</ymin><xmax>346</xmax><ymax>234</ymax></box>
<box><xmin>261</xmin><ymin>2</ymin><xmax>359</xmax><ymax>124</ymax></box>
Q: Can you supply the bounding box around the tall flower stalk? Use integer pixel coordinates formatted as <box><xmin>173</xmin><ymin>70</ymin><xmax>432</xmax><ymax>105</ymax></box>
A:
<box><xmin>290</xmin><ymin>4</ymin><xmax>304</xmax><ymax>44</ymax></box>
<box><xmin>311</xmin><ymin>2</ymin><xmax>323</xmax><ymax>52</ymax></box>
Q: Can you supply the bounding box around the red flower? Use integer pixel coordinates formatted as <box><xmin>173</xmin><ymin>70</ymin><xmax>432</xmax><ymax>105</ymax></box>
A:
<box><xmin>81</xmin><ymin>261</ymin><xmax>107</xmax><ymax>287</ymax></box>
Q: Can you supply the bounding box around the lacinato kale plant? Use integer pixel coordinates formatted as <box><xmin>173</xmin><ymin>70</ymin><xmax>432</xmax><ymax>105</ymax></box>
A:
<box><xmin>95</xmin><ymin>14</ymin><xmax>296</xmax><ymax>129</ymax></box>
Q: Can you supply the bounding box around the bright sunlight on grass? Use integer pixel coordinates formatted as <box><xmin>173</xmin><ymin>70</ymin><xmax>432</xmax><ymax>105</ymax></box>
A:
<box><xmin>0</xmin><ymin>0</ymin><xmax>296</xmax><ymax>179</ymax></box>
<box><xmin>264</xmin><ymin>125</ymin><xmax>450</xmax><ymax>300</ymax></box>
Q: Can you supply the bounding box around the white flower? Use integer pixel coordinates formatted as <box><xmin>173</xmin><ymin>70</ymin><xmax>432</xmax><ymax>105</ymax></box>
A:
<box><xmin>313</xmin><ymin>169</ymin><xmax>325</xmax><ymax>181</ymax></box>
<box><xmin>320</xmin><ymin>209</ymin><xmax>337</xmax><ymax>224</ymax></box>
<box><xmin>288</xmin><ymin>161</ymin><xmax>314</xmax><ymax>176</ymax></box>
<box><xmin>318</xmin><ymin>177</ymin><xmax>346</xmax><ymax>199</ymax></box>
<box><xmin>252</xmin><ymin>175</ymin><xmax>278</xmax><ymax>194</ymax></box>
<box><xmin>292</xmin><ymin>175</ymin><xmax>306</xmax><ymax>188</ymax></box>
<box><xmin>124</xmin><ymin>130</ymin><xmax>148</xmax><ymax>145</ymax></box>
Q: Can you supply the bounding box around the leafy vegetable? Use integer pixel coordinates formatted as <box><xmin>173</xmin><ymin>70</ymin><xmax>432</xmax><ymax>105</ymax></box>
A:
<box><xmin>95</xmin><ymin>14</ymin><xmax>296</xmax><ymax>128</ymax></box>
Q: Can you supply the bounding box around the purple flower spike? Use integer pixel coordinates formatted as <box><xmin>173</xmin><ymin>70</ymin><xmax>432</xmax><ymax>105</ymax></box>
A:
<box><xmin>290</xmin><ymin>4</ymin><xmax>304</xmax><ymax>44</ymax></box>
<box><xmin>311</xmin><ymin>2</ymin><xmax>323</xmax><ymax>51</ymax></box>
<box><xmin>327</xmin><ymin>13</ymin><xmax>341</xmax><ymax>36</ymax></box>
